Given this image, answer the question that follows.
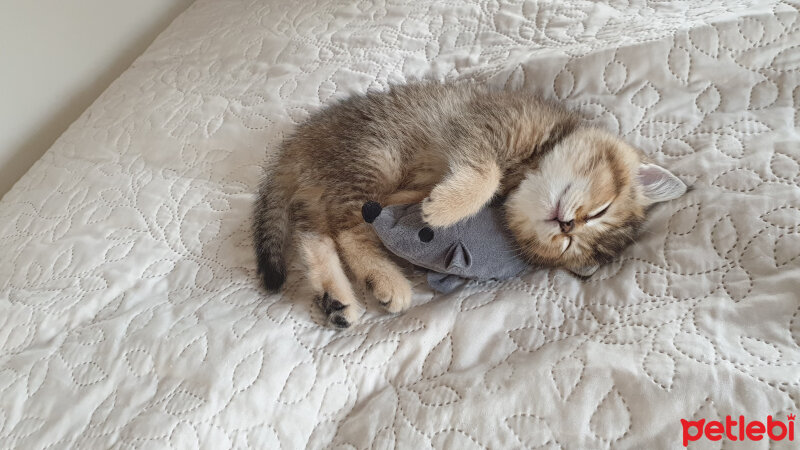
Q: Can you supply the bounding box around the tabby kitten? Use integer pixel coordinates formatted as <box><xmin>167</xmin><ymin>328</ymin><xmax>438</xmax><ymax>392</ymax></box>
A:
<box><xmin>253</xmin><ymin>82</ymin><xmax>686</xmax><ymax>328</ymax></box>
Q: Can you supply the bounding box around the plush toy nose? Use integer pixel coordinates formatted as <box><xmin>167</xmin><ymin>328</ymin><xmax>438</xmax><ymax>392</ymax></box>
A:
<box><xmin>558</xmin><ymin>219</ymin><xmax>574</xmax><ymax>233</ymax></box>
<box><xmin>362</xmin><ymin>201</ymin><xmax>383</xmax><ymax>223</ymax></box>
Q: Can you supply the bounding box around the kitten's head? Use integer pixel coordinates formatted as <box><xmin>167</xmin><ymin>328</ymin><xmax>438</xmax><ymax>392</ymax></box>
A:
<box><xmin>505</xmin><ymin>127</ymin><xmax>687</xmax><ymax>272</ymax></box>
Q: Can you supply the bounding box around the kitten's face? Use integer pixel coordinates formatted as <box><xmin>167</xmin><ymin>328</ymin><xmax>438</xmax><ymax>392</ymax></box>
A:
<box><xmin>505</xmin><ymin>128</ymin><xmax>686</xmax><ymax>271</ymax></box>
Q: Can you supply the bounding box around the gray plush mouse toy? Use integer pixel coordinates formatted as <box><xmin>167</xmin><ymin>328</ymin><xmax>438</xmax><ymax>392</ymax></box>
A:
<box><xmin>362</xmin><ymin>201</ymin><xmax>520</xmax><ymax>293</ymax></box>
<box><xmin>362</xmin><ymin>201</ymin><xmax>599</xmax><ymax>293</ymax></box>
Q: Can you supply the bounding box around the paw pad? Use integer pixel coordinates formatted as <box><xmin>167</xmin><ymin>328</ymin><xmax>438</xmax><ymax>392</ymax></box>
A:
<box><xmin>329</xmin><ymin>312</ymin><xmax>351</xmax><ymax>328</ymax></box>
<box><xmin>316</xmin><ymin>293</ymin><xmax>353</xmax><ymax>328</ymax></box>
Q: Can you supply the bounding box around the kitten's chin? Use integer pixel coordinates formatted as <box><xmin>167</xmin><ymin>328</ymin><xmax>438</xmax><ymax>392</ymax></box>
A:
<box><xmin>516</xmin><ymin>234</ymin><xmax>598</xmax><ymax>270</ymax></box>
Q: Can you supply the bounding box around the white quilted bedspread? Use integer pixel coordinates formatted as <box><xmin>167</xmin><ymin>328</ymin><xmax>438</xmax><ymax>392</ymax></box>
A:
<box><xmin>1</xmin><ymin>0</ymin><xmax>799</xmax><ymax>448</ymax></box>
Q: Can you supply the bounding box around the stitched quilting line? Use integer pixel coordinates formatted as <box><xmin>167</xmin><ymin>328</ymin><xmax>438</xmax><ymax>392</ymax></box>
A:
<box><xmin>505</xmin><ymin>413</ymin><xmax>564</xmax><ymax>448</ymax></box>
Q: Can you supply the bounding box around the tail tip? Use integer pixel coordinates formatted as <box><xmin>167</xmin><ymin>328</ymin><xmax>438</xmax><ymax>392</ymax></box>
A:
<box><xmin>258</xmin><ymin>259</ymin><xmax>286</xmax><ymax>291</ymax></box>
<box><xmin>362</xmin><ymin>201</ymin><xmax>383</xmax><ymax>223</ymax></box>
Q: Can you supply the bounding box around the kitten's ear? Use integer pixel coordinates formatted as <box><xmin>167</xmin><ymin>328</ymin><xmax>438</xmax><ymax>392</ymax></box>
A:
<box><xmin>637</xmin><ymin>163</ymin><xmax>687</xmax><ymax>205</ymax></box>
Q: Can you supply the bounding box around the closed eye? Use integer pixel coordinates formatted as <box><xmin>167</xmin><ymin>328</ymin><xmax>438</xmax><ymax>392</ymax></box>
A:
<box><xmin>587</xmin><ymin>201</ymin><xmax>612</xmax><ymax>220</ymax></box>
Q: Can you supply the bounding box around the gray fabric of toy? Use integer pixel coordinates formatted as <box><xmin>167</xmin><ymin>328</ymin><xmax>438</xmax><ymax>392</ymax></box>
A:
<box><xmin>362</xmin><ymin>201</ymin><xmax>530</xmax><ymax>293</ymax></box>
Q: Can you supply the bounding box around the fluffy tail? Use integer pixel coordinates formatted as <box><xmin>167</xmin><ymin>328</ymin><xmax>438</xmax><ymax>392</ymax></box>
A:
<box><xmin>252</xmin><ymin>175</ymin><xmax>291</xmax><ymax>291</ymax></box>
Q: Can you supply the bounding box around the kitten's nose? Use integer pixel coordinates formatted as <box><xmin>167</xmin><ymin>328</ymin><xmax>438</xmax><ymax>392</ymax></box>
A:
<box><xmin>559</xmin><ymin>219</ymin><xmax>574</xmax><ymax>233</ymax></box>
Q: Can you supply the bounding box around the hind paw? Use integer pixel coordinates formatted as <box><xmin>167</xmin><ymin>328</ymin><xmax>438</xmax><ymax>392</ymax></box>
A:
<box><xmin>316</xmin><ymin>293</ymin><xmax>363</xmax><ymax>328</ymax></box>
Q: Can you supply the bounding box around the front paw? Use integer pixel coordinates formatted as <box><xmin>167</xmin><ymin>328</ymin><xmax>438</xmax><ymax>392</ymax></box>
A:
<box><xmin>367</xmin><ymin>271</ymin><xmax>413</xmax><ymax>314</ymax></box>
<box><xmin>421</xmin><ymin>195</ymin><xmax>462</xmax><ymax>228</ymax></box>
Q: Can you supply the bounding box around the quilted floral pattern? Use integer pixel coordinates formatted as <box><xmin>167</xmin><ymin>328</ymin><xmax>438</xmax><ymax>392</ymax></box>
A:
<box><xmin>0</xmin><ymin>0</ymin><xmax>799</xmax><ymax>448</ymax></box>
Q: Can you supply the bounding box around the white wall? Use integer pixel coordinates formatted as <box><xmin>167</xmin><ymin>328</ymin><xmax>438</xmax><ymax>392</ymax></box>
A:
<box><xmin>0</xmin><ymin>0</ymin><xmax>195</xmax><ymax>198</ymax></box>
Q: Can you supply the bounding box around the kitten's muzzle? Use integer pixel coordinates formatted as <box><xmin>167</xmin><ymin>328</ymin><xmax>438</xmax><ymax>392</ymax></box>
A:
<box><xmin>558</xmin><ymin>219</ymin><xmax>574</xmax><ymax>233</ymax></box>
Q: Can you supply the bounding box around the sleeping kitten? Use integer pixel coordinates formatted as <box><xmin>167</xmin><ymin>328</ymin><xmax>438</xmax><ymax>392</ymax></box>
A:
<box><xmin>253</xmin><ymin>82</ymin><xmax>686</xmax><ymax>328</ymax></box>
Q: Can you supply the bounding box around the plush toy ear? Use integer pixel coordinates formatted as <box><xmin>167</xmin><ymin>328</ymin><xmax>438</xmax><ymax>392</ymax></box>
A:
<box><xmin>445</xmin><ymin>242</ymin><xmax>472</xmax><ymax>270</ymax></box>
<box><xmin>637</xmin><ymin>163</ymin><xmax>687</xmax><ymax>205</ymax></box>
